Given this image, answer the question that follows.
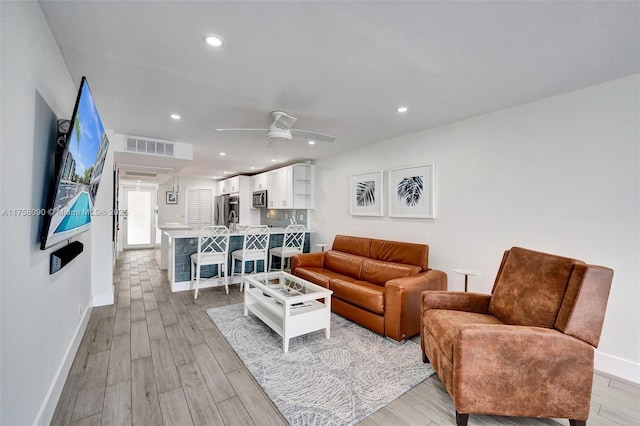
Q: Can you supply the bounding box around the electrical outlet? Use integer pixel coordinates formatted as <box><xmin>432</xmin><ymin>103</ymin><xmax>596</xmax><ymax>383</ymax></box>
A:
<box><xmin>299</xmin><ymin>214</ymin><xmax>304</xmax><ymax>221</ymax></box>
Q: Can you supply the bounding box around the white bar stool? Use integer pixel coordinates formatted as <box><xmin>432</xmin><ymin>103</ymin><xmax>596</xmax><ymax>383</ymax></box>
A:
<box><xmin>231</xmin><ymin>225</ymin><xmax>270</xmax><ymax>292</ymax></box>
<box><xmin>268</xmin><ymin>224</ymin><xmax>306</xmax><ymax>271</ymax></box>
<box><xmin>190</xmin><ymin>225</ymin><xmax>230</xmax><ymax>299</ymax></box>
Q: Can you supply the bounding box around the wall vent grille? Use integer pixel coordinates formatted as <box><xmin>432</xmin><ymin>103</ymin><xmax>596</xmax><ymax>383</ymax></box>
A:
<box><xmin>126</xmin><ymin>137</ymin><xmax>174</xmax><ymax>157</ymax></box>
<box><xmin>124</xmin><ymin>171</ymin><xmax>158</xmax><ymax>177</ymax></box>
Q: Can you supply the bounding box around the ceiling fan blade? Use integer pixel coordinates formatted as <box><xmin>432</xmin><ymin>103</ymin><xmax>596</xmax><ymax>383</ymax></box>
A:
<box><xmin>291</xmin><ymin>129</ymin><xmax>336</xmax><ymax>143</ymax></box>
<box><xmin>215</xmin><ymin>128</ymin><xmax>268</xmax><ymax>132</ymax></box>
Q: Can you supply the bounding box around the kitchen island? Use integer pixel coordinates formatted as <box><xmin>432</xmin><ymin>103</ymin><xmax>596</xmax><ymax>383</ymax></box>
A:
<box><xmin>160</xmin><ymin>227</ymin><xmax>311</xmax><ymax>292</ymax></box>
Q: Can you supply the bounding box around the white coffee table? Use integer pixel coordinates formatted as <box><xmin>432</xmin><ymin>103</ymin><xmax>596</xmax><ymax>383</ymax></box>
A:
<box><xmin>243</xmin><ymin>271</ymin><xmax>333</xmax><ymax>352</ymax></box>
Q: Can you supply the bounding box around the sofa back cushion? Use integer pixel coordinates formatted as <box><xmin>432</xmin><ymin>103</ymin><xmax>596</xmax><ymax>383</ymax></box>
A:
<box><xmin>370</xmin><ymin>239</ymin><xmax>429</xmax><ymax>271</ymax></box>
<box><xmin>332</xmin><ymin>235</ymin><xmax>371</xmax><ymax>257</ymax></box>
<box><xmin>325</xmin><ymin>250</ymin><xmax>365</xmax><ymax>279</ymax></box>
<box><xmin>361</xmin><ymin>258</ymin><xmax>422</xmax><ymax>286</ymax></box>
<box><xmin>488</xmin><ymin>247</ymin><xmax>579</xmax><ymax>328</ymax></box>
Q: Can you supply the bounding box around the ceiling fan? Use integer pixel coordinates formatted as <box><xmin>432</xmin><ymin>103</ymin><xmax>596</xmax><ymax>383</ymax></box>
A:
<box><xmin>215</xmin><ymin>110</ymin><xmax>336</xmax><ymax>144</ymax></box>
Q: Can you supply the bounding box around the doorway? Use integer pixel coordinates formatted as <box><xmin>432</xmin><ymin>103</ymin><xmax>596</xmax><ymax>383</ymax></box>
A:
<box><xmin>122</xmin><ymin>186</ymin><xmax>155</xmax><ymax>249</ymax></box>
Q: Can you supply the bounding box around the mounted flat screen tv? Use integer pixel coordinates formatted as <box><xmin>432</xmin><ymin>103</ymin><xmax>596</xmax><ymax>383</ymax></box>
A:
<box><xmin>40</xmin><ymin>77</ymin><xmax>109</xmax><ymax>249</ymax></box>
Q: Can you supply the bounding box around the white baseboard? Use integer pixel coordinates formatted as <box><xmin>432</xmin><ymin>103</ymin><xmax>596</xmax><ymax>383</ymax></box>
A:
<box><xmin>92</xmin><ymin>286</ymin><xmax>115</xmax><ymax>307</ymax></box>
<box><xmin>34</xmin><ymin>304</ymin><xmax>92</xmax><ymax>426</ymax></box>
<box><xmin>595</xmin><ymin>351</ymin><xmax>640</xmax><ymax>384</ymax></box>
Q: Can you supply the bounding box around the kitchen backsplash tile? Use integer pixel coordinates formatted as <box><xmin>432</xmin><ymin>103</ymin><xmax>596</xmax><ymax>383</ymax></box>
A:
<box><xmin>261</xmin><ymin>209</ymin><xmax>307</xmax><ymax>227</ymax></box>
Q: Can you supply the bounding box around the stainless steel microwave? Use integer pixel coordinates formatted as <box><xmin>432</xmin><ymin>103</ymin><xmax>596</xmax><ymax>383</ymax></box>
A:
<box><xmin>252</xmin><ymin>190</ymin><xmax>267</xmax><ymax>208</ymax></box>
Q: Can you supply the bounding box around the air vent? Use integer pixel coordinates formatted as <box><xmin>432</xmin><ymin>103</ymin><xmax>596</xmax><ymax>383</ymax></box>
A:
<box><xmin>124</xmin><ymin>171</ymin><xmax>158</xmax><ymax>177</ymax></box>
<box><xmin>126</xmin><ymin>137</ymin><xmax>174</xmax><ymax>157</ymax></box>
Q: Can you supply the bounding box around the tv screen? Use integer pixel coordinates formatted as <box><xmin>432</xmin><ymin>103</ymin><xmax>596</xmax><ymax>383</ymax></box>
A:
<box><xmin>40</xmin><ymin>77</ymin><xmax>109</xmax><ymax>249</ymax></box>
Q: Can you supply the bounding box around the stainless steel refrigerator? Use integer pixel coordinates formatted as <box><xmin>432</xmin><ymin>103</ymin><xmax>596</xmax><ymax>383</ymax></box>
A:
<box><xmin>214</xmin><ymin>194</ymin><xmax>239</xmax><ymax>227</ymax></box>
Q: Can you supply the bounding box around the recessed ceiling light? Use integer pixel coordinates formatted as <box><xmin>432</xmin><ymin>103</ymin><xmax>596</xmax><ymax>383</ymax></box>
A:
<box><xmin>170</xmin><ymin>114</ymin><xmax>181</xmax><ymax>120</ymax></box>
<box><xmin>397</xmin><ymin>106</ymin><xmax>408</xmax><ymax>113</ymax></box>
<box><xmin>271</xmin><ymin>159</ymin><xmax>277</xmax><ymax>163</ymax></box>
<box><xmin>250</xmin><ymin>166</ymin><xmax>256</xmax><ymax>170</ymax></box>
<box><xmin>204</xmin><ymin>34</ymin><xmax>224</xmax><ymax>47</ymax></box>
<box><xmin>308</xmin><ymin>140</ymin><xmax>316</xmax><ymax>145</ymax></box>
<box><xmin>219</xmin><ymin>152</ymin><xmax>226</xmax><ymax>156</ymax></box>
<box><xmin>223</xmin><ymin>171</ymin><xmax>229</xmax><ymax>174</ymax></box>
<box><xmin>136</xmin><ymin>180</ymin><xmax>142</xmax><ymax>183</ymax></box>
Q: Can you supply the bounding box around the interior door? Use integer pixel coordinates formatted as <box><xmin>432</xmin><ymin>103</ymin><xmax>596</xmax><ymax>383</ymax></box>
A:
<box><xmin>122</xmin><ymin>187</ymin><xmax>155</xmax><ymax>249</ymax></box>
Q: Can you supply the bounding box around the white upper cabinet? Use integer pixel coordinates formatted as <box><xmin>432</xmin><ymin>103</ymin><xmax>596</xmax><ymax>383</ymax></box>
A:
<box><xmin>249</xmin><ymin>163</ymin><xmax>315</xmax><ymax>209</ymax></box>
<box><xmin>252</xmin><ymin>173</ymin><xmax>269</xmax><ymax>192</ymax></box>
<box><xmin>219</xmin><ymin>176</ymin><xmax>240</xmax><ymax>194</ymax></box>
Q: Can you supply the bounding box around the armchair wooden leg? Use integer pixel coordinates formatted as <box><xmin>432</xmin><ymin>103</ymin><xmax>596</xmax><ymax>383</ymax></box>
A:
<box><xmin>422</xmin><ymin>351</ymin><xmax>430</xmax><ymax>363</ymax></box>
<box><xmin>455</xmin><ymin>411</ymin><xmax>469</xmax><ymax>426</ymax></box>
<box><xmin>569</xmin><ymin>420</ymin><xmax>586</xmax><ymax>426</ymax></box>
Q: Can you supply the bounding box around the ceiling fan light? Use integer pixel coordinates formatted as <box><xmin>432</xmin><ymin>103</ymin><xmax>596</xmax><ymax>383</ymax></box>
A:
<box><xmin>204</xmin><ymin>35</ymin><xmax>224</xmax><ymax>47</ymax></box>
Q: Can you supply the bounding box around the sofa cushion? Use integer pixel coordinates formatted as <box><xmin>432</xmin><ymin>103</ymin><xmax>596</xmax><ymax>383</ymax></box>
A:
<box><xmin>332</xmin><ymin>235</ymin><xmax>371</xmax><ymax>257</ymax></box>
<box><xmin>370</xmin><ymin>239</ymin><xmax>429</xmax><ymax>271</ymax></box>
<box><xmin>324</xmin><ymin>251</ymin><xmax>365</xmax><ymax>280</ymax></box>
<box><xmin>489</xmin><ymin>247</ymin><xmax>577</xmax><ymax>328</ymax></box>
<box><xmin>293</xmin><ymin>267</ymin><xmax>347</xmax><ymax>289</ymax></box>
<box><xmin>423</xmin><ymin>309</ymin><xmax>504</xmax><ymax>363</ymax></box>
<box><xmin>329</xmin><ymin>277</ymin><xmax>385</xmax><ymax>314</ymax></box>
<box><xmin>361</xmin><ymin>258</ymin><xmax>421</xmax><ymax>286</ymax></box>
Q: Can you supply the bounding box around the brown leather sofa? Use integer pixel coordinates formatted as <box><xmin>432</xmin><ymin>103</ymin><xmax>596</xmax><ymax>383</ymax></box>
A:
<box><xmin>291</xmin><ymin>235</ymin><xmax>447</xmax><ymax>341</ymax></box>
<box><xmin>420</xmin><ymin>247</ymin><xmax>614</xmax><ymax>426</ymax></box>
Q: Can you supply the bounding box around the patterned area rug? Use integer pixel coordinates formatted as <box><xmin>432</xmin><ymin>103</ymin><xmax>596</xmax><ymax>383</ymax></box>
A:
<box><xmin>206</xmin><ymin>303</ymin><xmax>435</xmax><ymax>426</ymax></box>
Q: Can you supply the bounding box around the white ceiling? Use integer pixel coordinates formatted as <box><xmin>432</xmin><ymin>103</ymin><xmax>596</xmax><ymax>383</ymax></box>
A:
<box><xmin>40</xmin><ymin>1</ymin><xmax>640</xmax><ymax>183</ymax></box>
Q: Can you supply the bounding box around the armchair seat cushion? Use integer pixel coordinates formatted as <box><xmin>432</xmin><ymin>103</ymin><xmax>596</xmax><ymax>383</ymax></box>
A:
<box><xmin>330</xmin><ymin>277</ymin><xmax>386</xmax><ymax>314</ymax></box>
<box><xmin>424</xmin><ymin>310</ymin><xmax>503</xmax><ymax>363</ymax></box>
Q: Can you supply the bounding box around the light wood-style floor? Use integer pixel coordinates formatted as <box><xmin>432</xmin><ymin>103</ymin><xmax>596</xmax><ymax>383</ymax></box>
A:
<box><xmin>51</xmin><ymin>249</ymin><xmax>639</xmax><ymax>426</ymax></box>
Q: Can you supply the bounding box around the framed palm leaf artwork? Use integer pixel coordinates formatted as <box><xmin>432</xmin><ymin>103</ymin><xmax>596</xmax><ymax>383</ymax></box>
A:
<box><xmin>349</xmin><ymin>171</ymin><xmax>383</xmax><ymax>216</ymax></box>
<box><xmin>388</xmin><ymin>164</ymin><xmax>435</xmax><ymax>218</ymax></box>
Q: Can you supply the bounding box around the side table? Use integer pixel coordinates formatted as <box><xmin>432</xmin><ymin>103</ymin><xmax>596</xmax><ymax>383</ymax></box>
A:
<box><xmin>453</xmin><ymin>268</ymin><xmax>481</xmax><ymax>292</ymax></box>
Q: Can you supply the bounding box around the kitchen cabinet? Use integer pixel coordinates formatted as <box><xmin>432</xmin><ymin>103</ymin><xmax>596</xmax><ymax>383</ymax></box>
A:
<box><xmin>268</xmin><ymin>167</ymin><xmax>293</xmax><ymax>208</ymax></box>
<box><xmin>264</xmin><ymin>163</ymin><xmax>314</xmax><ymax>209</ymax></box>
<box><xmin>219</xmin><ymin>176</ymin><xmax>241</xmax><ymax>194</ymax></box>
<box><xmin>252</xmin><ymin>173</ymin><xmax>269</xmax><ymax>192</ymax></box>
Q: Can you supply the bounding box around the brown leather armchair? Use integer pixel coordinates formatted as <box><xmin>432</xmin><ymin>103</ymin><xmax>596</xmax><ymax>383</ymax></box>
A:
<box><xmin>420</xmin><ymin>247</ymin><xmax>613</xmax><ymax>426</ymax></box>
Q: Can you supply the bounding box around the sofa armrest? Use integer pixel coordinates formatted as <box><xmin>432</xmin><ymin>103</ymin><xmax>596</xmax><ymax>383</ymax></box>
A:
<box><xmin>421</xmin><ymin>291</ymin><xmax>491</xmax><ymax>314</ymax></box>
<box><xmin>384</xmin><ymin>269</ymin><xmax>448</xmax><ymax>341</ymax></box>
<box><xmin>454</xmin><ymin>324</ymin><xmax>594</xmax><ymax>419</ymax></box>
<box><xmin>291</xmin><ymin>252</ymin><xmax>326</xmax><ymax>273</ymax></box>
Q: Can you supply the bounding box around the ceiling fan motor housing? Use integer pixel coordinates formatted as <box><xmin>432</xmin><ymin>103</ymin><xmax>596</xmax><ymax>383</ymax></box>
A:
<box><xmin>267</xmin><ymin>124</ymin><xmax>292</xmax><ymax>142</ymax></box>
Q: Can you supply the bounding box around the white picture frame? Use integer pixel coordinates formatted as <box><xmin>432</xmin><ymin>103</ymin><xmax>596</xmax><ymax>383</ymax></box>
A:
<box><xmin>388</xmin><ymin>164</ymin><xmax>435</xmax><ymax>218</ymax></box>
<box><xmin>349</xmin><ymin>171</ymin><xmax>383</xmax><ymax>216</ymax></box>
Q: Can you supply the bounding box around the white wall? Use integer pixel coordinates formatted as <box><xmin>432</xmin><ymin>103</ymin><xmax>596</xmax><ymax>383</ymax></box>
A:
<box><xmin>0</xmin><ymin>2</ymin><xmax>114</xmax><ymax>424</ymax></box>
<box><xmin>311</xmin><ymin>74</ymin><xmax>640</xmax><ymax>382</ymax></box>
<box><xmin>157</xmin><ymin>176</ymin><xmax>217</xmax><ymax>225</ymax></box>
<box><xmin>92</xmin><ymin>130</ymin><xmax>115</xmax><ymax>306</ymax></box>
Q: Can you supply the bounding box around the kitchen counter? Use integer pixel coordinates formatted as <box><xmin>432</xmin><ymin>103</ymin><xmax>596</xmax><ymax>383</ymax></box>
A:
<box><xmin>160</xmin><ymin>227</ymin><xmax>311</xmax><ymax>292</ymax></box>
<box><xmin>157</xmin><ymin>223</ymin><xmax>194</xmax><ymax>231</ymax></box>
<box><xmin>162</xmin><ymin>226</ymin><xmax>289</xmax><ymax>239</ymax></box>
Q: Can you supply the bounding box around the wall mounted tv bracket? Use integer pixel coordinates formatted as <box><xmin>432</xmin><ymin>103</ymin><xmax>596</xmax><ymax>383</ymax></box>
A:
<box><xmin>57</xmin><ymin>119</ymin><xmax>70</xmax><ymax>147</ymax></box>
